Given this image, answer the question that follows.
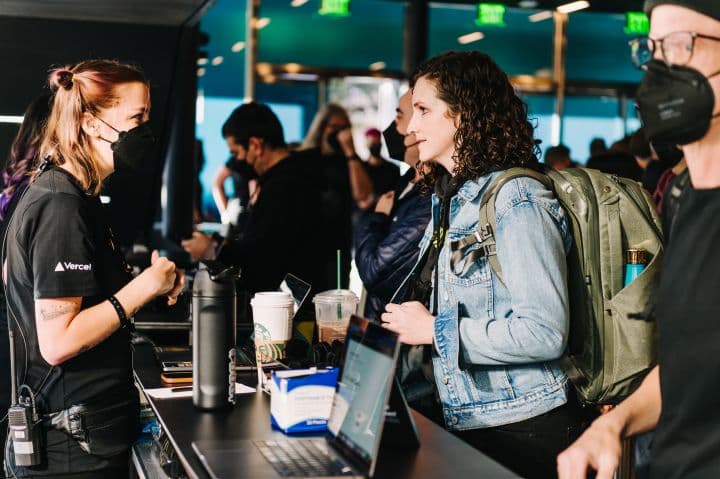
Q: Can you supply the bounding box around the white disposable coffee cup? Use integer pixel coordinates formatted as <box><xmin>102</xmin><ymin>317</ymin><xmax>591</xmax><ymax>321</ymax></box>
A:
<box><xmin>250</xmin><ymin>292</ymin><xmax>294</xmax><ymax>362</ymax></box>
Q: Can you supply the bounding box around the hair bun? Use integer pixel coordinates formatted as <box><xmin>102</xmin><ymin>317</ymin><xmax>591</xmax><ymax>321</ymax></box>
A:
<box><xmin>53</xmin><ymin>69</ymin><xmax>74</xmax><ymax>91</ymax></box>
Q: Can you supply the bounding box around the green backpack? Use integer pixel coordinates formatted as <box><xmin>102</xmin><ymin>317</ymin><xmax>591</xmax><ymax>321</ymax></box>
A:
<box><xmin>450</xmin><ymin>167</ymin><xmax>662</xmax><ymax>405</ymax></box>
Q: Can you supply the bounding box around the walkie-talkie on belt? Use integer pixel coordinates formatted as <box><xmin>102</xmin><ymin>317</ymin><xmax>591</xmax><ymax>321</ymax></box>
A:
<box><xmin>7</xmin><ymin>329</ymin><xmax>42</xmax><ymax>467</ymax></box>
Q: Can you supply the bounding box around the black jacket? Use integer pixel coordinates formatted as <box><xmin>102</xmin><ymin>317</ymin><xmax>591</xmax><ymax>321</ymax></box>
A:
<box><xmin>218</xmin><ymin>150</ymin><xmax>330</xmax><ymax>295</ymax></box>
<box><xmin>354</xmin><ymin>170</ymin><xmax>431</xmax><ymax>320</ymax></box>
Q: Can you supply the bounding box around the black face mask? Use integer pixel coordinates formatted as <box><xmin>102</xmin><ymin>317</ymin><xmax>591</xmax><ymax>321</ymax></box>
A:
<box><xmin>636</xmin><ymin>59</ymin><xmax>720</xmax><ymax>146</ymax></box>
<box><xmin>383</xmin><ymin>121</ymin><xmax>405</xmax><ymax>161</ymax></box>
<box><xmin>97</xmin><ymin>118</ymin><xmax>155</xmax><ymax>172</ymax></box>
<box><xmin>369</xmin><ymin>144</ymin><xmax>382</xmax><ymax>157</ymax></box>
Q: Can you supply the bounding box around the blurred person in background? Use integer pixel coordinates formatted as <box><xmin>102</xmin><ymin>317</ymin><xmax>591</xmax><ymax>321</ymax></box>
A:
<box><xmin>0</xmin><ymin>92</ymin><xmax>52</xmax><ymax>457</ymax></box>
<box><xmin>354</xmin><ymin>90</ymin><xmax>430</xmax><ymax>321</ymax></box>
<box><xmin>301</xmin><ymin>103</ymin><xmax>373</xmax><ymax>287</ymax></box>
<box><xmin>182</xmin><ymin>103</ymin><xmax>330</xmax><ymax>298</ymax></box>
<box><xmin>211</xmin><ymin>107</ymin><xmax>259</xmax><ymax>225</ymax></box>
<box><xmin>362</xmin><ymin>127</ymin><xmax>399</xmax><ymax>197</ymax></box>
<box><xmin>589</xmin><ymin>137</ymin><xmax>608</xmax><ymax>159</ymax></box>
<box><xmin>544</xmin><ymin>144</ymin><xmax>573</xmax><ymax>171</ymax></box>
<box><xmin>587</xmin><ymin>133</ymin><xmax>643</xmax><ymax>180</ymax></box>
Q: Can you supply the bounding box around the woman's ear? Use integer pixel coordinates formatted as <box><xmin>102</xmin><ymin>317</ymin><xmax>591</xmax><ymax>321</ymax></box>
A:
<box><xmin>80</xmin><ymin>111</ymin><xmax>99</xmax><ymax>138</ymax></box>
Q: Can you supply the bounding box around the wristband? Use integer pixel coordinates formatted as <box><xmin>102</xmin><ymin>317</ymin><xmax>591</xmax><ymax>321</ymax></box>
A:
<box><xmin>108</xmin><ymin>295</ymin><xmax>130</xmax><ymax>329</ymax></box>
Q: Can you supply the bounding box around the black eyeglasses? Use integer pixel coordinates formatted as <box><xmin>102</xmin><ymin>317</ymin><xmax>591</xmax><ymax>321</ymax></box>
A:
<box><xmin>629</xmin><ymin>31</ymin><xmax>720</xmax><ymax>68</ymax></box>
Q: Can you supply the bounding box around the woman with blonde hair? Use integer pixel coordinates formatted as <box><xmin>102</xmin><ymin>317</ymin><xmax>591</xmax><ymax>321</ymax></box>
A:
<box><xmin>4</xmin><ymin>59</ymin><xmax>182</xmax><ymax>478</ymax></box>
<box><xmin>301</xmin><ymin>103</ymin><xmax>372</xmax><ymax>287</ymax></box>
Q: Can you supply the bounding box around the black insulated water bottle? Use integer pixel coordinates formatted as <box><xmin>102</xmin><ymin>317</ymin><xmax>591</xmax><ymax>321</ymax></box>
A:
<box><xmin>192</xmin><ymin>261</ymin><xmax>238</xmax><ymax>410</ymax></box>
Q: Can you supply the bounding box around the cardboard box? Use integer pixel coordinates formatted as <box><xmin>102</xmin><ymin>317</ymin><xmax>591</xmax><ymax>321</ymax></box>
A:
<box><xmin>270</xmin><ymin>367</ymin><xmax>339</xmax><ymax>433</ymax></box>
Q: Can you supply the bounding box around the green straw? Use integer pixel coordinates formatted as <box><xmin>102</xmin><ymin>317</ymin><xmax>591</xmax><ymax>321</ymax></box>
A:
<box><xmin>336</xmin><ymin>249</ymin><xmax>342</xmax><ymax>319</ymax></box>
<box><xmin>336</xmin><ymin>249</ymin><xmax>341</xmax><ymax>290</ymax></box>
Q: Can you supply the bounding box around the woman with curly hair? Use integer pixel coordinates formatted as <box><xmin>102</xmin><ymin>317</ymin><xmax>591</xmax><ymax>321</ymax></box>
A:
<box><xmin>381</xmin><ymin>51</ymin><xmax>592</xmax><ymax>478</ymax></box>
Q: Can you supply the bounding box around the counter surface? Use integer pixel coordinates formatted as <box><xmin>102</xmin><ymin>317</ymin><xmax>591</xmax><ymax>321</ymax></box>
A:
<box><xmin>133</xmin><ymin>342</ymin><xmax>518</xmax><ymax>479</ymax></box>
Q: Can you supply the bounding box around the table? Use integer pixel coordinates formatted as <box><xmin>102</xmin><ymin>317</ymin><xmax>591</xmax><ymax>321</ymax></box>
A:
<box><xmin>133</xmin><ymin>342</ymin><xmax>518</xmax><ymax>479</ymax></box>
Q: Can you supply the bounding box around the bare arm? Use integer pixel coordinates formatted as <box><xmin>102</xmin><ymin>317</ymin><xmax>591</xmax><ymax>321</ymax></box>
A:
<box><xmin>337</xmin><ymin>129</ymin><xmax>373</xmax><ymax>208</ymax></box>
<box><xmin>347</xmin><ymin>159</ymin><xmax>374</xmax><ymax>209</ymax></box>
<box><xmin>557</xmin><ymin>366</ymin><xmax>661</xmax><ymax>479</ymax></box>
<box><xmin>35</xmin><ymin>252</ymin><xmax>180</xmax><ymax>365</ymax></box>
<box><xmin>212</xmin><ymin>166</ymin><xmax>233</xmax><ymax>215</ymax></box>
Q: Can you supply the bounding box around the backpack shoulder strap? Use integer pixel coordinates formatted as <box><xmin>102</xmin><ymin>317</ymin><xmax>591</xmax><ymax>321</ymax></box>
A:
<box><xmin>450</xmin><ymin>167</ymin><xmax>551</xmax><ymax>284</ymax></box>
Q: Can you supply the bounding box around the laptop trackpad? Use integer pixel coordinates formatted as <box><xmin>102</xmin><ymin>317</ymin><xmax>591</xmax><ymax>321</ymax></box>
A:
<box><xmin>193</xmin><ymin>440</ymin><xmax>282</xmax><ymax>479</ymax></box>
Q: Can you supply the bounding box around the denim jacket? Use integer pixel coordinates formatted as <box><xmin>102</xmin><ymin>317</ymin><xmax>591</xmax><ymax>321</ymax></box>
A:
<box><xmin>414</xmin><ymin>171</ymin><xmax>573</xmax><ymax>430</ymax></box>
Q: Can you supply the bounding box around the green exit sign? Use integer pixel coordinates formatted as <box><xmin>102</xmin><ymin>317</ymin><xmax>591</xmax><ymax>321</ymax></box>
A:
<box><xmin>625</xmin><ymin>11</ymin><xmax>650</xmax><ymax>35</ymax></box>
<box><xmin>476</xmin><ymin>3</ymin><xmax>506</xmax><ymax>27</ymax></box>
<box><xmin>319</xmin><ymin>0</ymin><xmax>350</xmax><ymax>17</ymax></box>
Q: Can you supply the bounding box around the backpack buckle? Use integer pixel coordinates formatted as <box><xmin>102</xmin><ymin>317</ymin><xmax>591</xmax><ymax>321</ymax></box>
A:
<box><xmin>474</xmin><ymin>224</ymin><xmax>494</xmax><ymax>242</ymax></box>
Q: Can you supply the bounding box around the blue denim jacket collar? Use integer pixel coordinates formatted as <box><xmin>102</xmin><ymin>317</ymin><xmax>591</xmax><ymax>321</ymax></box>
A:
<box><xmin>455</xmin><ymin>175</ymin><xmax>489</xmax><ymax>203</ymax></box>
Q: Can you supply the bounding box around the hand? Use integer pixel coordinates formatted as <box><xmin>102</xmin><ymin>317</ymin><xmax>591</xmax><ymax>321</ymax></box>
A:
<box><xmin>374</xmin><ymin>191</ymin><xmax>394</xmax><ymax>216</ymax></box>
<box><xmin>381</xmin><ymin>301</ymin><xmax>435</xmax><ymax>345</ymax></box>
<box><xmin>181</xmin><ymin>231</ymin><xmax>213</xmax><ymax>261</ymax></box>
<box><xmin>556</xmin><ymin>415</ymin><xmax>623</xmax><ymax>479</ymax></box>
<box><xmin>143</xmin><ymin>250</ymin><xmax>177</xmax><ymax>298</ymax></box>
<box><xmin>166</xmin><ymin>268</ymin><xmax>186</xmax><ymax>306</ymax></box>
<box><xmin>336</xmin><ymin>128</ymin><xmax>356</xmax><ymax>157</ymax></box>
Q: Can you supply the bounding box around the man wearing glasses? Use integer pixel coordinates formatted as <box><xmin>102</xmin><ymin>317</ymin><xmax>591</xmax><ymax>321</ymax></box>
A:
<box><xmin>557</xmin><ymin>1</ymin><xmax>720</xmax><ymax>478</ymax></box>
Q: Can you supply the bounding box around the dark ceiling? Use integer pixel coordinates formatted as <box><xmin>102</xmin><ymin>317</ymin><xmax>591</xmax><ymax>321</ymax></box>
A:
<box><xmin>0</xmin><ymin>0</ymin><xmax>215</xmax><ymax>26</ymax></box>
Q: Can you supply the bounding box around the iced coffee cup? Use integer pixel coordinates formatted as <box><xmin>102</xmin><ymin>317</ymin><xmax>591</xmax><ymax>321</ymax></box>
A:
<box><xmin>313</xmin><ymin>289</ymin><xmax>359</xmax><ymax>343</ymax></box>
<box><xmin>250</xmin><ymin>292</ymin><xmax>294</xmax><ymax>363</ymax></box>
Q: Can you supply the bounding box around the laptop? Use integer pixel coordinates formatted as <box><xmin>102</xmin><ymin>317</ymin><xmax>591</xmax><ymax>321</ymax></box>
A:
<box><xmin>192</xmin><ymin>315</ymin><xmax>413</xmax><ymax>478</ymax></box>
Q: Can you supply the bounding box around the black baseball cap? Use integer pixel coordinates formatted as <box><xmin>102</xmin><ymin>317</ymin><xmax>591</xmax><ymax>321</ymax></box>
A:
<box><xmin>645</xmin><ymin>0</ymin><xmax>720</xmax><ymax>21</ymax></box>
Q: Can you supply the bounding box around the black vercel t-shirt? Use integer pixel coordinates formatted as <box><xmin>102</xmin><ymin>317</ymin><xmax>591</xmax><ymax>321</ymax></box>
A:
<box><xmin>5</xmin><ymin>168</ymin><xmax>134</xmax><ymax>475</ymax></box>
<box><xmin>651</xmin><ymin>185</ymin><xmax>720</xmax><ymax>478</ymax></box>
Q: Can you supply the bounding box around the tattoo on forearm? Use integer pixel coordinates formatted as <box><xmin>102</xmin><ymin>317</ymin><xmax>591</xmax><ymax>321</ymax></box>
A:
<box><xmin>39</xmin><ymin>302</ymin><xmax>80</xmax><ymax>321</ymax></box>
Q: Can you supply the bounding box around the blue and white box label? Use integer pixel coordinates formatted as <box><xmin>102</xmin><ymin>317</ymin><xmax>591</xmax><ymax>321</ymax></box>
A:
<box><xmin>270</xmin><ymin>367</ymin><xmax>339</xmax><ymax>433</ymax></box>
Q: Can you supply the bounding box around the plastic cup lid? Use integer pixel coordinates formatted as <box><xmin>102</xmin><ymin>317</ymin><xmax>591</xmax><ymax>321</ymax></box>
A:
<box><xmin>312</xmin><ymin>289</ymin><xmax>359</xmax><ymax>304</ymax></box>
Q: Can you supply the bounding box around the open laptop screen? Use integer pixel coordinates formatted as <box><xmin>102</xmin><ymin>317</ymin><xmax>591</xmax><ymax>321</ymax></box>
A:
<box><xmin>326</xmin><ymin>315</ymin><xmax>399</xmax><ymax>475</ymax></box>
<box><xmin>278</xmin><ymin>273</ymin><xmax>311</xmax><ymax>317</ymax></box>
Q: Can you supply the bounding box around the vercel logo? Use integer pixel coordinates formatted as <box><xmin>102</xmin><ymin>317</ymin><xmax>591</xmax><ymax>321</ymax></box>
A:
<box><xmin>54</xmin><ymin>261</ymin><xmax>92</xmax><ymax>272</ymax></box>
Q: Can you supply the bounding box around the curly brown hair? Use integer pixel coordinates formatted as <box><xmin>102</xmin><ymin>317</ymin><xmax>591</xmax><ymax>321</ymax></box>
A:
<box><xmin>410</xmin><ymin>51</ymin><xmax>539</xmax><ymax>189</ymax></box>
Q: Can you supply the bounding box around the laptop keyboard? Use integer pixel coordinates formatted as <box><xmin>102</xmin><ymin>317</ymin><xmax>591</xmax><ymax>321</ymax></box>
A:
<box><xmin>254</xmin><ymin>439</ymin><xmax>356</xmax><ymax>477</ymax></box>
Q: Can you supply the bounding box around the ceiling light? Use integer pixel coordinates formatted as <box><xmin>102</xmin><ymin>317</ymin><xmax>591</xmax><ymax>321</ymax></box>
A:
<box><xmin>518</xmin><ymin>0</ymin><xmax>538</xmax><ymax>7</ymax></box>
<box><xmin>529</xmin><ymin>10</ymin><xmax>553</xmax><ymax>22</ymax></box>
<box><xmin>279</xmin><ymin>73</ymin><xmax>319</xmax><ymax>81</ymax></box>
<box><xmin>211</xmin><ymin>56</ymin><xmax>224</xmax><ymax>66</ymax></box>
<box><xmin>457</xmin><ymin>32</ymin><xmax>485</xmax><ymax>45</ymax></box>
<box><xmin>231</xmin><ymin>41</ymin><xmax>246</xmax><ymax>53</ymax></box>
<box><xmin>256</xmin><ymin>63</ymin><xmax>273</xmax><ymax>76</ymax></box>
<box><xmin>197</xmin><ymin>68</ymin><xmax>206</xmax><ymax>77</ymax></box>
<box><xmin>197</xmin><ymin>57</ymin><xmax>208</xmax><ymax>65</ymax></box>
<box><xmin>369</xmin><ymin>61</ymin><xmax>386</xmax><ymax>71</ymax></box>
<box><xmin>557</xmin><ymin>1</ymin><xmax>590</xmax><ymax>14</ymax></box>
<box><xmin>0</xmin><ymin>115</ymin><xmax>23</xmax><ymax>124</ymax></box>
<box><xmin>255</xmin><ymin>17</ymin><xmax>271</xmax><ymax>29</ymax></box>
<box><xmin>290</xmin><ymin>0</ymin><xmax>309</xmax><ymax>6</ymax></box>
